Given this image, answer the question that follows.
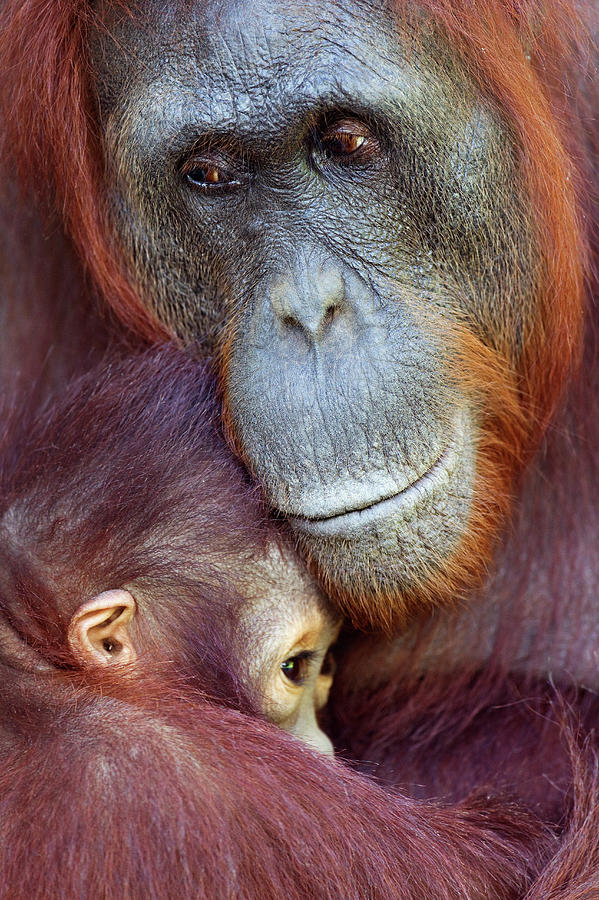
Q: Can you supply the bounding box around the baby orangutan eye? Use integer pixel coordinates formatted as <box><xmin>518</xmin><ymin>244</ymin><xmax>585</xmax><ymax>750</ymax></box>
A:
<box><xmin>280</xmin><ymin>650</ymin><xmax>315</xmax><ymax>684</ymax></box>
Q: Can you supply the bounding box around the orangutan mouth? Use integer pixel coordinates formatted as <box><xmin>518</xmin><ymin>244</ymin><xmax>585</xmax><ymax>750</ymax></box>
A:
<box><xmin>288</xmin><ymin>412</ymin><xmax>467</xmax><ymax>539</ymax></box>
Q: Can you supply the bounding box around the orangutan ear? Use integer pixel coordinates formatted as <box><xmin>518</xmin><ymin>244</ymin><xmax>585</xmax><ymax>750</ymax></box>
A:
<box><xmin>67</xmin><ymin>589</ymin><xmax>137</xmax><ymax>668</ymax></box>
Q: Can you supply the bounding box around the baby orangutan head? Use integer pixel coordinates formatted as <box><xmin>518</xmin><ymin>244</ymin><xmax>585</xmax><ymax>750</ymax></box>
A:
<box><xmin>0</xmin><ymin>348</ymin><xmax>340</xmax><ymax>753</ymax></box>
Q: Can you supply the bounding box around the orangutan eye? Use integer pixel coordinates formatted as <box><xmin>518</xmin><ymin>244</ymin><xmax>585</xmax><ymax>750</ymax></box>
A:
<box><xmin>181</xmin><ymin>153</ymin><xmax>246</xmax><ymax>191</ymax></box>
<box><xmin>318</xmin><ymin>118</ymin><xmax>377</xmax><ymax>163</ymax></box>
<box><xmin>280</xmin><ymin>650</ymin><xmax>315</xmax><ymax>684</ymax></box>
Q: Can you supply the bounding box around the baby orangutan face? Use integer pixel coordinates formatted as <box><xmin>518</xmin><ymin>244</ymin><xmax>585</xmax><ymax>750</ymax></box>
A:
<box><xmin>67</xmin><ymin>543</ymin><xmax>341</xmax><ymax>755</ymax></box>
<box><xmin>240</xmin><ymin>544</ymin><xmax>341</xmax><ymax>755</ymax></box>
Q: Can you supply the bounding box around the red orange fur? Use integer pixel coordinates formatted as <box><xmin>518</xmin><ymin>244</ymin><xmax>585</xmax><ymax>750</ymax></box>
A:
<box><xmin>0</xmin><ymin>1</ymin><xmax>598</xmax><ymax>896</ymax></box>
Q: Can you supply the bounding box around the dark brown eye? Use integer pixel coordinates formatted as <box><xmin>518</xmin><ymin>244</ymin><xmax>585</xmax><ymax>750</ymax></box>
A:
<box><xmin>319</xmin><ymin>119</ymin><xmax>376</xmax><ymax>162</ymax></box>
<box><xmin>281</xmin><ymin>651</ymin><xmax>313</xmax><ymax>684</ymax></box>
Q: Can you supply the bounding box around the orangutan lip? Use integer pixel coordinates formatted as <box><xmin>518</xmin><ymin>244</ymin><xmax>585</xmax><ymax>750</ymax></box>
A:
<box><xmin>288</xmin><ymin>424</ymin><xmax>460</xmax><ymax>539</ymax></box>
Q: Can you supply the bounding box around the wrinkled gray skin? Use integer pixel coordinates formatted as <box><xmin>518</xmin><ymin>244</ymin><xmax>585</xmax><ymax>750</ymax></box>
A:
<box><xmin>92</xmin><ymin>0</ymin><xmax>535</xmax><ymax>610</ymax></box>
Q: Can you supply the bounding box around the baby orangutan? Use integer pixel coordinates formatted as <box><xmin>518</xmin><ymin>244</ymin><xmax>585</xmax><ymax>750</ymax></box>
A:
<box><xmin>0</xmin><ymin>347</ymin><xmax>551</xmax><ymax>899</ymax></box>
<box><xmin>0</xmin><ymin>347</ymin><xmax>339</xmax><ymax>753</ymax></box>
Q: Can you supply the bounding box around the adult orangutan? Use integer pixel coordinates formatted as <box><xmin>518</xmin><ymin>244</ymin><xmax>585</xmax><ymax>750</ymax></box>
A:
<box><xmin>0</xmin><ymin>0</ymin><xmax>598</xmax><ymax>895</ymax></box>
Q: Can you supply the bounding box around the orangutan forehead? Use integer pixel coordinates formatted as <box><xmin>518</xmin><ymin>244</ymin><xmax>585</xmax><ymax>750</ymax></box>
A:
<box><xmin>93</xmin><ymin>0</ymin><xmax>489</xmax><ymax>149</ymax></box>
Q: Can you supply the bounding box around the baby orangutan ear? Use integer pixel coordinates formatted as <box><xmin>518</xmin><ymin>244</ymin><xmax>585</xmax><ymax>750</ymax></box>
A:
<box><xmin>68</xmin><ymin>589</ymin><xmax>137</xmax><ymax>668</ymax></box>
